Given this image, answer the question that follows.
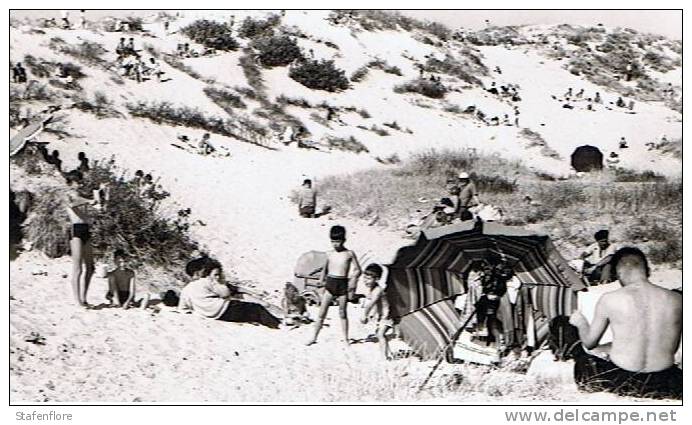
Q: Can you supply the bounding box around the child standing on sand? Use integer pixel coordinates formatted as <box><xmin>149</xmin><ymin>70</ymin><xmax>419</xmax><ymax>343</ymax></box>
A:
<box><xmin>106</xmin><ymin>249</ymin><xmax>149</xmax><ymax>309</ymax></box>
<box><xmin>360</xmin><ymin>264</ymin><xmax>395</xmax><ymax>360</ymax></box>
<box><xmin>306</xmin><ymin>225</ymin><xmax>361</xmax><ymax>346</ymax></box>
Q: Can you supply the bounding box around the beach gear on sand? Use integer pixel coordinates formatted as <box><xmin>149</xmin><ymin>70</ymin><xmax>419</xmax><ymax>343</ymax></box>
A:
<box><xmin>10</xmin><ymin>120</ymin><xmax>45</xmax><ymax>156</ymax></box>
<box><xmin>386</xmin><ymin>220</ymin><xmax>584</xmax><ymax>362</ymax></box>
<box><xmin>292</xmin><ymin>250</ymin><xmax>327</xmax><ymax>304</ymax></box>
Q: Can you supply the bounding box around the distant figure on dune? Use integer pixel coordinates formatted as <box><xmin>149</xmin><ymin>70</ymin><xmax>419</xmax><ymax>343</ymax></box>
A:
<box><xmin>11</xmin><ymin>62</ymin><xmax>27</xmax><ymax>83</ymax></box>
<box><xmin>79</xmin><ymin>9</ymin><xmax>87</xmax><ymax>29</ymax></box>
<box><xmin>457</xmin><ymin>172</ymin><xmax>479</xmax><ymax>221</ymax></box>
<box><xmin>148</xmin><ymin>57</ymin><xmax>164</xmax><ymax>82</ymax></box>
<box><xmin>60</xmin><ymin>10</ymin><xmax>71</xmax><ymax>29</ymax></box>
<box><xmin>594</xmin><ymin>92</ymin><xmax>602</xmax><ymax>103</ymax></box>
<box><xmin>77</xmin><ymin>151</ymin><xmax>90</xmax><ymax>172</ymax></box>
<box><xmin>297</xmin><ymin>179</ymin><xmax>317</xmax><ymax>218</ymax></box>
<box><xmin>106</xmin><ymin>249</ymin><xmax>150</xmax><ymax>309</ymax></box>
<box><xmin>197</xmin><ymin>133</ymin><xmax>215</xmax><ymax>155</ymax></box>
<box><xmin>616</xmin><ymin>97</ymin><xmax>626</xmax><ymax>108</ymax></box>
<box><xmin>619</xmin><ymin>137</ymin><xmax>628</xmax><ymax>149</ymax></box>
<box><xmin>306</xmin><ymin>225</ymin><xmax>362</xmax><ymax>346</ymax></box>
<box><xmin>46</xmin><ymin>149</ymin><xmax>62</xmax><ymax>172</ymax></box>
<box><xmin>569</xmin><ymin>247</ymin><xmax>682</xmax><ymax>399</ymax></box>
<box><xmin>606</xmin><ymin>152</ymin><xmax>620</xmax><ymax>168</ymax></box>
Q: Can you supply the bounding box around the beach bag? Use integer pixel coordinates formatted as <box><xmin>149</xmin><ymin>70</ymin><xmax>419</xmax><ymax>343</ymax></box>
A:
<box><xmin>161</xmin><ymin>290</ymin><xmax>180</xmax><ymax>307</ymax></box>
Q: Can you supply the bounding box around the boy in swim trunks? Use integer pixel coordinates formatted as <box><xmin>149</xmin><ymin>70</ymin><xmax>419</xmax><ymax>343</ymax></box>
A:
<box><xmin>360</xmin><ymin>264</ymin><xmax>396</xmax><ymax>360</ymax></box>
<box><xmin>106</xmin><ymin>249</ymin><xmax>149</xmax><ymax>309</ymax></box>
<box><xmin>306</xmin><ymin>225</ymin><xmax>361</xmax><ymax>346</ymax></box>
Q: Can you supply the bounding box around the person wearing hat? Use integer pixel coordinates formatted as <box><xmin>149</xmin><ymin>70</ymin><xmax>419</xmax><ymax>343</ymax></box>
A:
<box><xmin>457</xmin><ymin>171</ymin><xmax>479</xmax><ymax>221</ymax></box>
<box><xmin>579</xmin><ymin>229</ymin><xmax>618</xmax><ymax>285</ymax></box>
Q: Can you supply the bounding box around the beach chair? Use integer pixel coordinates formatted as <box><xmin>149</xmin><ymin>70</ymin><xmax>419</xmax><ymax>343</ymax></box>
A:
<box><xmin>292</xmin><ymin>250</ymin><xmax>327</xmax><ymax>305</ymax></box>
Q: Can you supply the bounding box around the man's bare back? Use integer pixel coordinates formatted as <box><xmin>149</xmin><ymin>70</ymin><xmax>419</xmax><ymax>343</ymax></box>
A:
<box><xmin>603</xmin><ymin>284</ymin><xmax>681</xmax><ymax>372</ymax></box>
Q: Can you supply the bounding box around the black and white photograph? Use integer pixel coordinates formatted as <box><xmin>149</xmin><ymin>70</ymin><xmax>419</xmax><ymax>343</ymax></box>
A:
<box><xmin>8</xmin><ymin>5</ymin><xmax>683</xmax><ymax>410</ymax></box>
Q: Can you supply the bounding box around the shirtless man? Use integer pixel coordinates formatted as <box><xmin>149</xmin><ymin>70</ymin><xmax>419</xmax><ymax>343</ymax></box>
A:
<box><xmin>306</xmin><ymin>225</ymin><xmax>362</xmax><ymax>346</ymax></box>
<box><xmin>106</xmin><ymin>249</ymin><xmax>149</xmax><ymax>309</ymax></box>
<box><xmin>569</xmin><ymin>247</ymin><xmax>682</xmax><ymax>399</ymax></box>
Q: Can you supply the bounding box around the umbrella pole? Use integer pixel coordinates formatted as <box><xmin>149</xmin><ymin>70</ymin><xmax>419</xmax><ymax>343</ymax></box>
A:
<box><xmin>417</xmin><ymin>309</ymin><xmax>476</xmax><ymax>393</ymax></box>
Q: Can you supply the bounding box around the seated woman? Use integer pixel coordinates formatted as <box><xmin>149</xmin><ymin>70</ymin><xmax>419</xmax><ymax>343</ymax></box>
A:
<box><xmin>178</xmin><ymin>260</ymin><xmax>280</xmax><ymax>329</ymax></box>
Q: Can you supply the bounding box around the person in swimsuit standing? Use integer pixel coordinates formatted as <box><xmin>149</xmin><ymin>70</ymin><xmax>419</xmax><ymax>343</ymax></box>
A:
<box><xmin>306</xmin><ymin>225</ymin><xmax>362</xmax><ymax>347</ymax></box>
<box><xmin>64</xmin><ymin>189</ymin><xmax>96</xmax><ymax>308</ymax></box>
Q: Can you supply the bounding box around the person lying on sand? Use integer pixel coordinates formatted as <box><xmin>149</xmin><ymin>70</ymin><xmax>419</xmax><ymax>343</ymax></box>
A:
<box><xmin>179</xmin><ymin>260</ymin><xmax>279</xmax><ymax>328</ymax></box>
<box><xmin>197</xmin><ymin>133</ymin><xmax>215</xmax><ymax>155</ymax></box>
<box><xmin>306</xmin><ymin>225</ymin><xmax>362</xmax><ymax>346</ymax></box>
<box><xmin>106</xmin><ymin>249</ymin><xmax>149</xmax><ymax>309</ymax></box>
<box><xmin>569</xmin><ymin>247</ymin><xmax>682</xmax><ymax>399</ymax></box>
<box><xmin>360</xmin><ymin>264</ymin><xmax>396</xmax><ymax>360</ymax></box>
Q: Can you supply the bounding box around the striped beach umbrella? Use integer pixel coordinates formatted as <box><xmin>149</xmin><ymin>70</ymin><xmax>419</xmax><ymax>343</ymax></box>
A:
<box><xmin>386</xmin><ymin>219</ymin><xmax>584</xmax><ymax>360</ymax></box>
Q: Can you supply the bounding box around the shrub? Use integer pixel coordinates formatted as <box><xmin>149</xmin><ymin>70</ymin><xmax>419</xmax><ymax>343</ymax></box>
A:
<box><xmin>289</xmin><ymin>59</ymin><xmax>349</xmax><ymax>92</ymax></box>
<box><xmin>613</xmin><ymin>169</ymin><xmax>666</xmax><ymax>182</ymax></box>
<box><xmin>59</xmin><ymin>62</ymin><xmax>87</xmax><ymax>80</ymax></box>
<box><xmin>239</xmin><ymin>49</ymin><xmax>264</xmax><ymax>89</ymax></box>
<box><xmin>21</xmin><ymin>154</ymin><xmax>199</xmax><ymax>274</ymax></box>
<box><xmin>204</xmin><ymin>86</ymin><xmax>247</xmax><ymax>112</ymax></box>
<box><xmin>126</xmin><ymin>101</ymin><xmax>270</xmax><ymax>148</ymax></box>
<box><xmin>394</xmin><ymin>78</ymin><xmax>447</xmax><ymax>99</ymax></box>
<box><xmin>325</xmin><ymin>136</ymin><xmax>368</xmax><ymax>153</ymax></box>
<box><xmin>23</xmin><ymin>55</ymin><xmax>56</xmax><ymax>78</ymax></box>
<box><xmin>10</xmin><ymin>82</ymin><xmax>59</xmax><ymax>102</ymax></box>
<box><xmin>370</xmin><ymin>125</ymin><xmax>389</xmax><ymax>136</ymax></box>
<box><xmin>180</xmin><ymin>20</ymin><xmax>239</xmax><ymax>51</ymax></box>
<box><xmin>252</xmin><ymin>35</ymin><xmax>303</xmax><ymax>67</ymax></box>
<box><xmin>368</xmin><ymin>59</ymin><xmax>403</xmax><ymax>76</ymax></box>
<box><xmin>383</xmin><ymin>121</ymin><xmax>401</xmax><ymax>131</ymax></box>
<box><xmin>161</xmin><ymin>54</ymin><xmax>203</xmax><ymax>80</ymax></box>
<box><xmin>238</xmin><ymin>15</ymin><xmax>281</xmax><ymax>39</ymax></box>
<box><xmin>50</xmin><ymin>38</ymin><xmax>108</xmax><ymax>68</ymax></box>
<box><xmin>22</xmin><ymin>186</ymin><xmax>71</xmax><ymax>258</ymax></box>
<box><xmin>424</xmin><ymin>55</ymin><xmax>484</xmax><ymax>86</ymax></box>
<box><xmin>72</xmin><ymin>91</ymin><xmax>122</xmax><ymax>119</ymax></box>
<box><xmin>276</xmin><ymin>95</ymin><xmax>312</xmax><ymax>108</ymax></box>
<box><xmin>350</xmin><ymin>66</ymin><xmax>369</xmax><ymax>82</ymax></box>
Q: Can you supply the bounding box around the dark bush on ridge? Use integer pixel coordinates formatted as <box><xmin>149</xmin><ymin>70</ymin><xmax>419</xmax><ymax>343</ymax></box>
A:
<box><xmin>394</xmin><ymin>78</ymin><xmax>447</xmax><ymax>99</ymax></box>
<box><xmin>252</xmin><ymin>35</ymin><xmax>303</xmax><ymax>67</ymax></box>
<box><xmin>238</xmin><ymin>15</ymin><xmax>281</xmax><ymax>39</ymax></box>
<box><xmin>289</xmin><ymin>59</ymin><xmax>349</xmax><ymax>92</ymax></box>
<box><xmin>181</xmin><ymin>20</ymin><xmax>239</xmax><ymax>51</ymax></box>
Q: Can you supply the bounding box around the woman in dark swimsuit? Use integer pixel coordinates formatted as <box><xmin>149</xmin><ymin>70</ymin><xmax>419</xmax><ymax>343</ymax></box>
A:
<box><xmin>65</xmin><ymin>192</ymin><xmax>95</xmax><ymax>308</ymax></box>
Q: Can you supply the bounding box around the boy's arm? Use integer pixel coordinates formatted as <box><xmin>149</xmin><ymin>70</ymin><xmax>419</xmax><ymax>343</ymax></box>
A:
<box><xmin>319</xmin><ymin>256</ymin><xmax>329</xmax><ymax>285</ymax></box>
<box><xmin>211</xmin><ymin>281</ymin><xmax>232</xmax><ymax>299</ymax></box>
<box><xmin>350</xmin><ymin>251</ymin><xmax>362</xmax><ymax>278</ymax></box>
<box><xmin>363</xmin><ymin>286</ymin><xmax>384</xmax><ymax>318</ymax></box>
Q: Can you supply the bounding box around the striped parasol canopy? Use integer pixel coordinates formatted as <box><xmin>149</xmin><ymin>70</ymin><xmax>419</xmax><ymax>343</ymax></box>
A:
<box><xmin>386</xmin><ymin>219</ymin><xmax>584</xmax><ymax>360</ymax></box>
